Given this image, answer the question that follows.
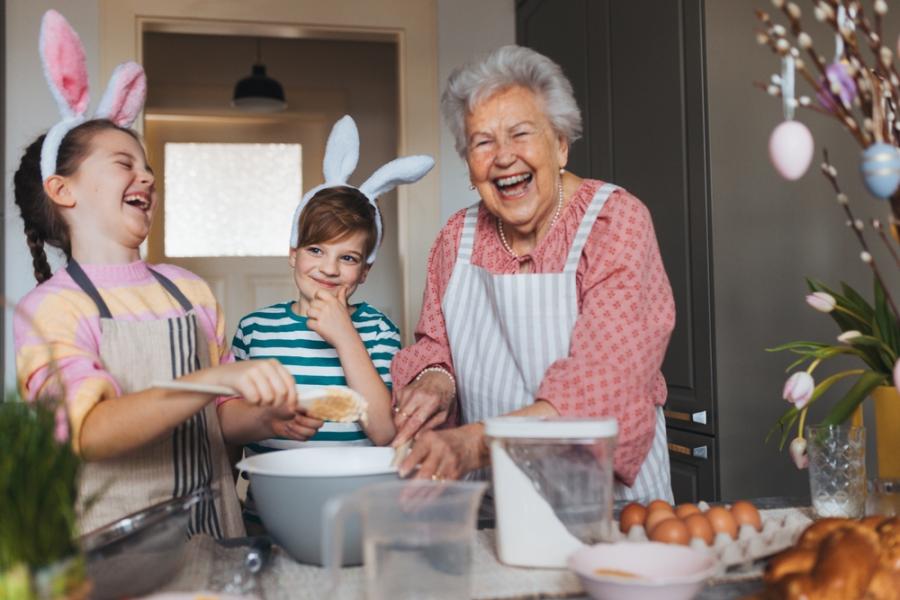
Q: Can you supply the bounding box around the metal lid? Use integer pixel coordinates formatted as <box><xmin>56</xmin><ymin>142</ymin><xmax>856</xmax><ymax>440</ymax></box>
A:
<box><xmin>484</xmin><ymin>416</ymin><xmax>618</xmax><ymax>439</ymax></box>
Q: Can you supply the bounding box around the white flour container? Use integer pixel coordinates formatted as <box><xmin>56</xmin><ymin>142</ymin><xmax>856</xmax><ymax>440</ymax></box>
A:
<box><xmin>486</xmin><ymin>417</ymin><xmax>618</xmax><ymax>568</ymax></box>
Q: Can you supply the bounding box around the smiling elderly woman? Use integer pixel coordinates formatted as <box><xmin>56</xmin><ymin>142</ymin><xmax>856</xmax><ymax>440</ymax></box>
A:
<box><xmin>391</xmin><ymin>45</ymin><xmax>676</xmax><ymax>502</ymax></box>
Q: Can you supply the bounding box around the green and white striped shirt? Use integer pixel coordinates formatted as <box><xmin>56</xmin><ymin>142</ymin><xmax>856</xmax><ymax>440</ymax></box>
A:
<box><xmin>232</xmin><ymin>300</ymin><xmax>400</xmax><ymax>452</ymax></box>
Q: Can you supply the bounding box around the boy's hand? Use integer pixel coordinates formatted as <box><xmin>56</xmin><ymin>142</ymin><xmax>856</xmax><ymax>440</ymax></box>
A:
<box><xmin>270</xmin><ymin>405</ymin><xmax>324</xmax><ymax>441</ymax></box>
<box><xmin>307</xmin><ymin>287</ymin><xmax>357</xmax><ymax>348</ymax></box>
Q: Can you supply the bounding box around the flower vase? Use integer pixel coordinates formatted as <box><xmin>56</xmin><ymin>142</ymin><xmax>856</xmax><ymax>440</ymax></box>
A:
<box><xmin>872</xmin><ymin>386</ymin><xmax>900</xmax><ymax>479</ymax></box>
<box><xmin>806</xmin><ymin>423</ymin><xmax>866</xmax><ymax>518</ymax></box>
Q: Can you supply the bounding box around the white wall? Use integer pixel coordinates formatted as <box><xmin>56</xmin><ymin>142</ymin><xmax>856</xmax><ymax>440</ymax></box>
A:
<box><xmin>4</xmin><ymin>1</ymin><xmax>100</xmax><ymax>389</ymax></box>
<box><xmin>437</xmin><ymin>0</ymin><xmax>515</xmax><ymax>223</ymax></box>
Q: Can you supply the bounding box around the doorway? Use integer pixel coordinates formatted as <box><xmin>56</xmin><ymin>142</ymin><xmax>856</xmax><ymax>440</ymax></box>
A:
<box><xmin>142</xmin><ymin>32</ymin><xmax>401</xmax><ymax>337</ymax></box>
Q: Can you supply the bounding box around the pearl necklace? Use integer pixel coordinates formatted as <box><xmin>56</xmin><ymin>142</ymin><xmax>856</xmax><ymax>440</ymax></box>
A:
<box><xmin>497</xmin><ymin>178</ymin><xmax>564</xmax><ymax>258</ymax></box>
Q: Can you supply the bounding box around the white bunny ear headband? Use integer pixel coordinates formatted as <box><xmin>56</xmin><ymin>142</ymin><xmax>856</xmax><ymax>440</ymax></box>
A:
<box><xmin>38</xmin><ymin>10</ymin><xmax>146</xmax><ymax>181</ymax></box>
<box><xmin>289</xmin><ymin>115</ymin><xmax>435</xmax><ymax>264</ymax></box>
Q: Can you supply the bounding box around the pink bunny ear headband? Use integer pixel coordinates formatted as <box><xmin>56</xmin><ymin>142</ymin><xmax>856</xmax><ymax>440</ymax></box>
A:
<box><xmin>289</xmin><ymin>115</ymin><xmax>435</xmax><ymax>264</ymax></box>
<box><xmin>38</xmin><ymin>10</ymin><xmax>146</xmax><ymax>182</ymax></box>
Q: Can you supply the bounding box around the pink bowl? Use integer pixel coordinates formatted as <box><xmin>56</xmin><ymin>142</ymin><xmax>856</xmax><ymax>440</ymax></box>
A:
<box><xmin>568</xmin><ymin>542</ymin><xmax>718</xmax><ymax>600</ymax></box>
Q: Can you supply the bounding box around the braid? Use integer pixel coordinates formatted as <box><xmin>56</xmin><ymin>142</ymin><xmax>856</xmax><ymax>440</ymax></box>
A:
<box><xmin>23</xmin><ymin>225</ymin><xmax>53</xmax><ymax>284</ymax></box>
<box><xmin>14</xmin><ymin>136</ymin><xmax>59</xmax><ymax>283</ymax></box>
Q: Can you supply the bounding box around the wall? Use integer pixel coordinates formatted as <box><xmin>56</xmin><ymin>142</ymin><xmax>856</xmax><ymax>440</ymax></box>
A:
<box><xmin>705</xmin><ymin>2</ymin><xmax>897</xmax><ymax>499</ymax></box>
<box><xmin>437</xmin><ymin>0</ymin><xmax>516</xmax><ymax>223</ymax></box>
<box><xmin>4</xmin><ymin>1</ymin><xmax>101</xmax><ymax>389</ymax></box>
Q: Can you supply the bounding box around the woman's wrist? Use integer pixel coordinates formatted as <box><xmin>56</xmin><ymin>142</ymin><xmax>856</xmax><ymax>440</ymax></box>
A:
<box><xmin>415</xmin><ymin>365</ymin><xmax>456</xmax><ymax>397</ymax></box>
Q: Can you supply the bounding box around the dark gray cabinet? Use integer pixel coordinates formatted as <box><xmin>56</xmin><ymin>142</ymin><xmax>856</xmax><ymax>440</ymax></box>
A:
<box><xmin>517</xmin><ymin>0</ymin><xmax>718</xmax><ymax>502</ymax></box>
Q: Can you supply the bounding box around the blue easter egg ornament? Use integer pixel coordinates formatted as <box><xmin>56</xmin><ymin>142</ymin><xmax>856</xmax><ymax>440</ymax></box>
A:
<box><xmin>860</xmin><ymin>142</ymin><xmax>900</xmax><ymax>199</ymax></box>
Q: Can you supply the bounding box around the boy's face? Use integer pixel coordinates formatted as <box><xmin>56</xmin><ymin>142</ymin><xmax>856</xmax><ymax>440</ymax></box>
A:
<box><xmin>289</xmin><ymin>230</ymin><xmax>370</xmax><ymax>314</ymax></box>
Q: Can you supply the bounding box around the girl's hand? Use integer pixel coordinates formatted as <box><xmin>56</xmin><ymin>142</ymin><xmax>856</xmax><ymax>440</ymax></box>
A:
<box><xmin>392</xmin><ymin>370</ymin><xmax>456</xmax><ymax>447</ymax></box>
<box><xmin>397</xmin><ymin>425</ymin><xmax>485</xmax><ymax>481</ymax></box>
<box><xmin>270</xmin><ymin>405</ymin><xmax>324</xmax><ymax>441</ymax></box>
<box><xmin>307</xmin><ymin>287</ymin><xmax>357</xmax><ymax>348</ymax></box>
<box><xmin>217</xmin><ymin>359</ymin><xmax>297</xmax><ymax>408</ymax></box>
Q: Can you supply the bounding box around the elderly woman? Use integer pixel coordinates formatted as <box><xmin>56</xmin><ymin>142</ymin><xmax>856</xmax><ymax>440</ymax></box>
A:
<box><xmin>391</xmin><ymin>45</ymin><xmax>675</xmax><ymax>502</ymax></box>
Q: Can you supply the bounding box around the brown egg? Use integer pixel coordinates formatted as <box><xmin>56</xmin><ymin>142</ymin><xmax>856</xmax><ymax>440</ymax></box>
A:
<box><xmin>647</xmin><ymin>499</ymin><xmax>674</xmax><ymax>515</ymax></box>
<box><xmin>706</xmin><ymin>506</ymin><xmax>738</xmax><ymax>539</ymax></box>
<box><xmin>619</xmin><ymin>502</ymin><xmax>648</xmax><ymax>533</ymax></box>
<box><xmin>684</xmin><ymin>513</ymin><xmax>715</xmax><ymax>545</ymax></box>
<box><xmin>645</xmin><ymin>507</ymin><xmax>678</xmax><ymax>534</ymax></box>
<box><xmin>675</xmin><ymin>503</ymin><xmax>701</xmax><ymax>519</ymax></box>
<box><xmin>649</xmin><ymin>517</ymin><xmax>691</xmax><ymax>545</ymax></box>
<box><xmin>730</xmin><ymin>500</ymin><xmax>762</xmax><ymax>532</ymax></box>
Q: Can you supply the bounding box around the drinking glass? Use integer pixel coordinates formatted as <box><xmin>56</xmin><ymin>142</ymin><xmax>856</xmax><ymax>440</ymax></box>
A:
<box><xmin>806</xmin><ymin>424</ymin><xmax>866</xmax><ymax>518</ymax></box>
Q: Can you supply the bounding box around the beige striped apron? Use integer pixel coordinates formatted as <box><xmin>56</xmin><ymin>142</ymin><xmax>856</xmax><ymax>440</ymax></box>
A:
<box><xmin>68</xmin><ymin>260</ymin><xmax>244</xmax><ymax>538</ymax></box>
<box><xmin>442</xmin><ymin>183</ymin><xmax>673</xmax><ymax>502</ymax></box>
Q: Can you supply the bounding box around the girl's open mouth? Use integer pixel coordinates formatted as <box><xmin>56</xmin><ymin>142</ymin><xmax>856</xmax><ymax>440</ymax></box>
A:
<box><xmin>123</xmin><ymin>194</ymin><xmax>151</xmax><ymax>212</ymax></box>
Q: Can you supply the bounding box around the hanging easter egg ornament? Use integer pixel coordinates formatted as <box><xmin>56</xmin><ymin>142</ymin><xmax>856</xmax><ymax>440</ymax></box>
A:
<box><xmin>769</xmin><ymin>55</ymin><xmax>814</xmax><ymax>180</ymax></box>
<box><xmin>818</xmin><ymin>7</ymin><xmax>857</xmax><ymax>114</ymax></box>
<box><xmin>860</xmin><ymin>71</ymin><xmax>900</xmax><ymax>199</ymax></box>
<box><xmin>861</xmin><ymin>142</ymin><xmax>900</xmax><ymax>199</ymax></box>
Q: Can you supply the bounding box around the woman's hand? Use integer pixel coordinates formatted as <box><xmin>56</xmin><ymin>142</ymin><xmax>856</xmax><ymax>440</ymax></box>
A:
<box><xmin>397</xmin><ymin>424</ymin><xmax>487</xmax><ymax>480</ymax></box>
<box><xmin>307</xmin><ymin>287</ymin><xmax>357</xmax><ymax>349</ymax></box>
<box><xmin>269</xmin><ymin>405</ymin><xmax>324</xmax><ymax>441</ymax></box>
<box><xmin>392</xmin><ymin>370</ymin><xmax>456</xmax><ymax>447</ymax></box>
<box><xmin>215</xmin><ymin>359</ymin><xmax>297</xmax><ymax>408</ymax></box>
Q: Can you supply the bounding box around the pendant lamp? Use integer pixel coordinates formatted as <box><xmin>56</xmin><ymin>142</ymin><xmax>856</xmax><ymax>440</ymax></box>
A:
<box><xmin>232</xmin><ymin>38</ymin><xmax>286</xmax><ymax>112</ymax></box>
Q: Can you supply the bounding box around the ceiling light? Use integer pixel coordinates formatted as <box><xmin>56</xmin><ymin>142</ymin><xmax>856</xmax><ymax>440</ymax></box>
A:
<box><xmin>232</xmin><ymin>39</ymin><xmax>286</xmax><ymax>112</ymax></box>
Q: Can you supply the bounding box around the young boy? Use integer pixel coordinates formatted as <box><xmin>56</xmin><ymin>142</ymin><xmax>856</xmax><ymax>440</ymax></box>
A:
<box><xmin>217</xmin><ymin>115</ymin><xmax>433</xmax><ymax>526</ymax></box>
<box><xmin>230</xmin><ymin>185</ymin><xmax>400</xmax><ymax>453</ymax></box>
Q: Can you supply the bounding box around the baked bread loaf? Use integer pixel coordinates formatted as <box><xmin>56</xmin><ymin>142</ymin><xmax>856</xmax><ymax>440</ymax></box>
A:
<box><xmin>755</xmin><ymin>517</ymin><xmax>900</xmax><ymax>600</ymax></box>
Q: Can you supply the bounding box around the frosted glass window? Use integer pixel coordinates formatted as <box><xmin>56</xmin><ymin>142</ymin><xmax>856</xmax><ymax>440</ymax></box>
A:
<box><xmin>164</xmin><ymin>143</ymin><xmax>302</xmax><ymax>257</ymax></box>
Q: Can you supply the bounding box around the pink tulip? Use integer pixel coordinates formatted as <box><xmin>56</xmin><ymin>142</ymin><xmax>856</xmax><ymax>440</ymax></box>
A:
<box><xmin>894</xmin><ymin>358</ymin><xmax>900</xmax><ymax>391</ymax></box>
<box><xmin>789</xmin><ymin>437</ymin><xmax>809</xmax><ymax>469</ymax></box>
<box><xmin>783</xmin><ymin>371</ymin><xmax>815</xmax><ymax>409</ymax></box>
<box><xmin>54</xmin><ymin>404</ymin><xmax>69</xmax><ymax>444</ymax></box>
<box><xmin>806</xmin><ymin>292</ymin><xmax>836</xmax><ymax>313</ymax></box>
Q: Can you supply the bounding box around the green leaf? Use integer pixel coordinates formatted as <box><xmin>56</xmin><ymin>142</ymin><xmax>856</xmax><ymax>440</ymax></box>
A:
<box><xmin>819</xmin><ymin>371</ymin><xmax>888</xmax><ymax>426</ymax></box>
<box><xmin>873</xmin><ymin>277</ymin><xmax>900</xmax><ymax>363</ymax></box>
<box><xmin>841</xmin><ymin>282</ymin><xmax>875</xmax><ymax>322</ymax></box>
<box><xmin>766</xmin><ymin>341</ymin><xmax>830</xmax><ymax>352</ymax></box>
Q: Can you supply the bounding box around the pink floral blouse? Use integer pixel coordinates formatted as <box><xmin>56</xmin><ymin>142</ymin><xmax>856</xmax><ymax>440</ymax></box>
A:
<box><xmin>391</xmin><ymin>179</ymin><xmax>675</xmax><ymax>486</ymax></box>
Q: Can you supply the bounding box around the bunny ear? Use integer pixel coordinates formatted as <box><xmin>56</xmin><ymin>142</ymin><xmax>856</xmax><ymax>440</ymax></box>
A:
<box><xmin>322</xmin><ymin>115</ymin><xmax>359</xmax><ymax>184</ymax></box>
<box><xmin>39</xmin><ymin>10</ymin><xmax>89</xmax><ymax>118</ymax></box>
<box><xmin>95</xmin><ymin>62</ymin><xmax>146</xmax><ymax>127</ymax></box>
<box><xmin>359</xmin><ymin>155</ymin><xmax>435</xmax><ymax>200</ymax></box>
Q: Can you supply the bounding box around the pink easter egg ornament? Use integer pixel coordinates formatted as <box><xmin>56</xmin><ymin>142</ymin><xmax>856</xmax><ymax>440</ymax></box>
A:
<box><xmin>768</xmin><ymin>120</ymin><xmax>814</xmax><ymax>180</ymax></box>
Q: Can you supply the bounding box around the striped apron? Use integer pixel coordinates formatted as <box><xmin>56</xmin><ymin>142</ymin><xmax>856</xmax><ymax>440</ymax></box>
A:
<box><xmin>442</xmin><ymin>183</ymin><xmax>674</xmax><ymax>503</ymax></box>
<box><xmin>68</xmin><ymin>260</ymin><xmax>244</xmax><ymax>538</ymax></box>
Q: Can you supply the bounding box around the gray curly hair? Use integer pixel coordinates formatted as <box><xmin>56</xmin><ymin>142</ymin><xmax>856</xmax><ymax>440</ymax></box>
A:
<box><xmin>441</xmin><ymin>45</ymin><xmax>582</xmax><ymax>158</ymax></box>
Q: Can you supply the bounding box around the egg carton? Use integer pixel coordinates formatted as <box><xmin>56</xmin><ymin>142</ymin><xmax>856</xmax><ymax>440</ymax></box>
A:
<box><xmin>612</xmin><ymin>503</ymin><xmax>814</xmax><ymax>569</ymax></box>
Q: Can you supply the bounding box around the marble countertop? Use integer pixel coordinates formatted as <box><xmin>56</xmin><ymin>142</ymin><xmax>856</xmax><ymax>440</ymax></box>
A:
<box><xmin>156</xmin><ymin>496</ymin><xmax>809</xmax><ymax>600</ymax></box>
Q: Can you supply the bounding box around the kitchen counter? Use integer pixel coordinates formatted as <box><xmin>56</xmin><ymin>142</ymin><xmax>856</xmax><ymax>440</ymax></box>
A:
<box><xmin>158</xmin><ymin>496</ymin><xmax>808</xmax><ymax>600</ymax></box>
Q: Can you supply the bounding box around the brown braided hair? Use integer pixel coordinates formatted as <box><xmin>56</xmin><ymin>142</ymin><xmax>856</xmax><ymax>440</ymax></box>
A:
<box><xmin>13</xmin><ymin>120</ymin><xmax>139</xmax><ymax>283</ymax></box>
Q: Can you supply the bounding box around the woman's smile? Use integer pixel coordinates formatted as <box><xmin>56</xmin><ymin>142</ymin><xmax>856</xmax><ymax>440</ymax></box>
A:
<box><xmin>493</xmin><ymin>171</ymin><xmax>534</xmax><ymax>199</ymax></box>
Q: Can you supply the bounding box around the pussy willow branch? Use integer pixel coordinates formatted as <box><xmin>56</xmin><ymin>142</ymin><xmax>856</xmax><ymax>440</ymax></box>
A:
<box><xmin>767</xmin><ymin>3</ymin><xmax>875</xmax><ymax>120</ymax></box>
<box><xmin>872</xmin><ymin>218</ymin><xmax>900</xmax><ymax>269</ymax></box>
<box><xmin>821</xmin><ymin>150</ymin><xmax>900</xmax><ymax>321</ymax></box>
<box><xmin>753</xmin><ymin>80</ymin><xmax>834</xmax><ymax>115</ymax></box>
<box><xmin>756</xmin><ymin>7</ymin><xmax>869</xmax><ymax>146</ymax></box>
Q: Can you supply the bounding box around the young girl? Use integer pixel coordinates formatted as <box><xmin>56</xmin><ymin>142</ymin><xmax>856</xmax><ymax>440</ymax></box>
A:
<box><xmin>220</xmin><ymin>115</ymin><xmax>433</xmax><ymax>523</ymax></box>
<box><xmin>13</xmin><ymin>10</ymin><xmax>299</xmax><ymax>538</ymax></box>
